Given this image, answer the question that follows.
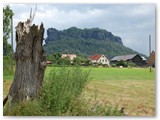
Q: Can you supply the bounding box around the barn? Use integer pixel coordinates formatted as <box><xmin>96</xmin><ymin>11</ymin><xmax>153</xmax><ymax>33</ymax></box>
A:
<box><xmin>110</xmin><ymin>54</ymin><xmax>146</xmax><ymax>66</ymax></box>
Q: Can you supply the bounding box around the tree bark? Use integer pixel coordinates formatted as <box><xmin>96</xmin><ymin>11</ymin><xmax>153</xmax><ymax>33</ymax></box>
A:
<box><xmin>7</xmin><ymin>22</ymin><xmax>46</xmax><ymax>107</ymax></box>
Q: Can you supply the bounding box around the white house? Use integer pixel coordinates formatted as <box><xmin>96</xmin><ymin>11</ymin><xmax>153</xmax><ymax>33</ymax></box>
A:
<box><xmin>89</xmin><ymin>54</ymin><xmax>110</xmax><ymax>66</ymax></box>
<box><xmin>61</xmin><ymin>54</ymin><xmax>77</xmax><ymax>63</ymax></box>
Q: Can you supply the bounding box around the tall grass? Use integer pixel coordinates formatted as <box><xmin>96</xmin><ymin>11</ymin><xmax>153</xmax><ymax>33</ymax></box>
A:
<box><xmin>40</xmin><ymin>67</ymin><xmax>90</xmax><ymax>115</ymax></box>
<box><xmin>5</xmin><ymin>67</ymin><xmax>123</xmax><ymax>116</ymax></box>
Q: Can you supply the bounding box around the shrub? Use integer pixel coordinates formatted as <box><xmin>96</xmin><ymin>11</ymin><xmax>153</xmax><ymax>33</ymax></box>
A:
<box><xmin>40</xmin><ymin>67</ymin><xmax>90</xmax><ymax>115</ymax></box>
<box><xmin>5</xmin><ymin>100</ymin><xmax>43</xmax><ymax>116</ymax></box>
<box><xmin>111</xmin><ymin>64</ymin><xmax>116</xmax><ymax>67</ymax></box>
<box><xmin>116</xmin><ymin>60</ymin><xmax>128</xmax><ymax>67</ymax></box>
<box><xmin>128</xmin><ymin>62</ymin><xmax>136</xmax><ymax>67</ymax></box>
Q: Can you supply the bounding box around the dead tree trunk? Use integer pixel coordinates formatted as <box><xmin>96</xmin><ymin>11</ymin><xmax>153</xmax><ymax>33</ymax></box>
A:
<box><xmin>6</xmin><ymin>22</ymin><xmax>46</xmax><ymax>107</ymax></box>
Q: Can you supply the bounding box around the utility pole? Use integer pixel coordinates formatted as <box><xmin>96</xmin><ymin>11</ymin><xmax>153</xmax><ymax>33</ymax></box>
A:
<box><xmin>11</xmin><ymin>15</ymin><xmax>13</xmax><ymax>71</ymax></box>
<box><xmin>149</xmin><ymin>35</ymin><xmax>151</xmax><ymax>72</ymax></box>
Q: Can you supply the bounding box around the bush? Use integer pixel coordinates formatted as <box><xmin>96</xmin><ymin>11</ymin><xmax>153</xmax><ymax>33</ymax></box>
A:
<box><xmin>128</xmin><ymin>62</ymin><xmax>136</xmax><ymax>67</ymax></box>
<box><xmin>111</xmin><ymin>64</ymin><xmax>116</xmax><ymax>67</ymax></box>
<box><xmin>40</xmin><ymin>67</ymin><xmax>90</xmax><ymax>115</ymax></box>
<box><xmin>5</xmin><ymin>100</ymin><xmax>43</xmax><ymax>116</ymax></box>
<box><xmin>116</xmin><ymin>60</ymin><xmax>128</xmax><ymax>67</ymax></box>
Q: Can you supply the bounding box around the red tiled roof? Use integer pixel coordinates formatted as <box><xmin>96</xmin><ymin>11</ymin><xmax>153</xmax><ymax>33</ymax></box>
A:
<box><xmin>89</xmin><ymin>54</ymin><xmax>103</xmax><ymax>61</ymax></box>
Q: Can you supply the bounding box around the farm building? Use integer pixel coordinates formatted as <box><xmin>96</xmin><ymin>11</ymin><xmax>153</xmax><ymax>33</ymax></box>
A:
<box><xmin>110</xmin><ymin>54</ymin><xmax>147</xmax><ymax>66</ymax></box>
<box><xmin>61</xmin><ymin>54</ymin><xmax>77</xmax><ymax>63</ymax></box>
<box><xmin>89</xmin><ymin>54</ymin><xmax>110</xmax><ymax>66</ymax></box>
<box><xmin>147</xmin><ymin>51</ymin><xmax>155</xmax><ymax>67</ymax></box>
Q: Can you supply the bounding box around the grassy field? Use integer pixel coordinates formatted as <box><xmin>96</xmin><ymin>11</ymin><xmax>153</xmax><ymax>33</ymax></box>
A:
<box><xmin>87</xmin><ymin>67</ymin><xmax>155</xmax><ymax>81</ymax></box>
<box><xmin>3</xmin><ymin>67</ymin><xmax>155</xmax><ymax>116</ymax></box>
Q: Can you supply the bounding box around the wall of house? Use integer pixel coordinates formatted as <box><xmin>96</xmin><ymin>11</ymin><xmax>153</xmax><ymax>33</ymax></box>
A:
<box><xmin>131</xmin><ymin>55</ymin><xmax>143</xmax><ymax>66</ymax></box>
<box><xmin>97</xmin><ymin>56</ymin><xmax>110</xmax><ymax>65</ymax></box>
<box><xmin>110</xmin><ymin>61</ymin><xmax>116</xmax><ymax>65</ymax></box>
<box><xmin>91</xmin><ymin>60</ymin><xmax>97</xmax><ymax>63</ymax></box>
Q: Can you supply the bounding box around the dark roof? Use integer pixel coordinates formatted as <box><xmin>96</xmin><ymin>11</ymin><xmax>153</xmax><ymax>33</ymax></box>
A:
<box><xmin>111</xmin><ymin>54</ymin><xmax>138</xmax><ymax>61</ymax></box>
<box><xmin>89</xmin><ymin>54</ymin><xmax>103</xmax><ymax>61</ymax></box>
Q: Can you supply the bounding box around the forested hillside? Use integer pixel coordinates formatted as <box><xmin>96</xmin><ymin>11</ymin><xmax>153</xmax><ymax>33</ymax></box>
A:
<box><xmin>44</xmin><ymin>27</ymin><xmax>138</xmax><ymax>59</ymax></box>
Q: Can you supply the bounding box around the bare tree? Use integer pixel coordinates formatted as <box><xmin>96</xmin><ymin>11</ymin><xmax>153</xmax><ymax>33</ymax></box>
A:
<box><xmin>3</xmin><ymin>6</ymin><xmax>46</xmax><ymax>108</ymax></box>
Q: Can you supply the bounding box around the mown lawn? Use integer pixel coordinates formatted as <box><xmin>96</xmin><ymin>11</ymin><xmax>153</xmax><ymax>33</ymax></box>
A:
<box><xmin>3</xmin><ymin>67</ymin><xmax>155</xmax><ymax>116</ymax></box>
<box><xmin>45</xmin><ymin>67</ymin><xmax>155</xmax><ymax>81</ymax></box>
<box><xmin>88</xmin><ymin>67</ymin><xmax>155</xmax><ymax>81</ymax></box>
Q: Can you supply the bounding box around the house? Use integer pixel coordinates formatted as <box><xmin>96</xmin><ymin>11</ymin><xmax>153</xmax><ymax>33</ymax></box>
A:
<box><xmin>61</xmin><ymin>54</ymin><xmax>77</xmax><ymax>63</ymax></box>
<box><xmin>89</xmin><ymin>54</ymin><xmax>110</xmax><ymax>66</ymax></box>
<box><xmin>110</xmin><ymin>54</ymin><xmax>146</xmax><ymax>66</ymax></box>
<box><xmin>147</xmin><ymin>51</ymin><xmax>155</xmax><ymax>67</ymax></box>
<box><xmin>141</xmin><ymin>56</ymin><xmax>147</xmax><ymax>65</ymax></box>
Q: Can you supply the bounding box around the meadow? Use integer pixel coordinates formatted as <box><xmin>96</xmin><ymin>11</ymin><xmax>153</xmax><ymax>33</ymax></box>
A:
<box><xmin>3</xmin><ymin>66</ymin><xmax>155</xmax><ymax>116</ymax></box>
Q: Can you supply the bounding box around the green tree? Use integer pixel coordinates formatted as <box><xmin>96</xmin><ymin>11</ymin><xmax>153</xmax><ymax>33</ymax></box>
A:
<box><xmin>60</xmin><ymin>57</ymin><xmax>71</xmax><ymax>65</ymax></box>
<box><xmin>84</xmin><ymin>59</ymin><xmax>92</xmax><ymax>66</ymax></box>
<box><xmin>116</xmin><ymin>60</ymin><xmax>128</xmax><ymax>67</ymax></box>
<box><xmin>73</xmin><ymin>56</ymin><xmax>83</xmax><ymax>65</ymax></box>
<box><xmin>52</xmin><ymin>52</ymin><xmax>61</xmax><ymax>64</ymax></box>
<box><xmin>46</xmin><ymin>52</ymin><xmax>62</xmax><ymax>65</ymax></box>
<box><xmin>3</xmin><ymin>5</ymin><xmax>14</xmax><ymax>56</ymax></box>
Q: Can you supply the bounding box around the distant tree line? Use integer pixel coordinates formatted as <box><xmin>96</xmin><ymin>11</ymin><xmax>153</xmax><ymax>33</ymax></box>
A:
<box><xmin>46</xmin><ymin>53</ymin><xmax>92</xmax><ymax>66</ymax></box>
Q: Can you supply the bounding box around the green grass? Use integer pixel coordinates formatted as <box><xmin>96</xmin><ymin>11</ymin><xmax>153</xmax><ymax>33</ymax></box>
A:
<box><xmin>44</xmin><ymin>67</ymin><xmax>155</xmax><ymax>116</ymax></box>
<box><xmin>3</xmin><ymin>56</ymin><xmax>15</xmax><ymax>81</ymax></box>
<box><xmin>46</xmin><ymin>67</ymin><xmax>155</xmax><ymax>81</ymax></box>
<box><xmin>88</xmin><ymin>67</ymin><xmax>155</xmax><ymax>81</ymax></box>
<box><xmin>4</xmin><ymin>65</ymin><xmax>155</xmax><ymax>81</ymax></box>
<box><xmin>4</xmin><ymin>67</ymin><xmax>123</xmax><ymax>116</ymax></box>
<box><xmin>3</xmin><ymin>66</ymin><xmax>155</xmax><ymax>116</ymax></box>
<box><xmin>3</xmin><ymin>75</ymin><xmax>14</xmax><ymax>81</ymax></box>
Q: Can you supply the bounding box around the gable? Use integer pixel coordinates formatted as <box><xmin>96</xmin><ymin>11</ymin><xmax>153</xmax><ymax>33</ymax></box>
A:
<box><xmin>131</xmin><ymin>55</ymin><xmax>143</xmax><ymax>61</ymax></box>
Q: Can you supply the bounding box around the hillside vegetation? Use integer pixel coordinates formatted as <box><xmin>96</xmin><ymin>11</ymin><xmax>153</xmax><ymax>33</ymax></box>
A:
<box><xmin>44</xmin><ymin>27</ymin><xmax>139</xmax><ymax>59</ymax></box>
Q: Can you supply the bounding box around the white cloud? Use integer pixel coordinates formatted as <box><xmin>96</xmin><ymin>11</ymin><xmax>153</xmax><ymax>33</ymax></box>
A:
<box><xmin>128</xmin><ymin>4</ymin><xmax>155</xmax><ymax>16</ymax></box>
<box><xmin>5</xmin><ymin>4</ymin><xmax>155</xmax><ymax>56</ymax></box>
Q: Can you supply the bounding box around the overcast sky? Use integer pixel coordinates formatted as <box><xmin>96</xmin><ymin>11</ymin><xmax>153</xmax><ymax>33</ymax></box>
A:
<box><xmin>6</xmin><ymin>4</ymin><xmax>155</xmax><ymax>56</ymax></box>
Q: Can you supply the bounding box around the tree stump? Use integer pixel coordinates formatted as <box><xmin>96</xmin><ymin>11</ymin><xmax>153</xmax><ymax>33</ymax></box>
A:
<box><xmin>6</xmin><ymin>22</ymin><xmax>46</xmax><ymax>107</ymax></box>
